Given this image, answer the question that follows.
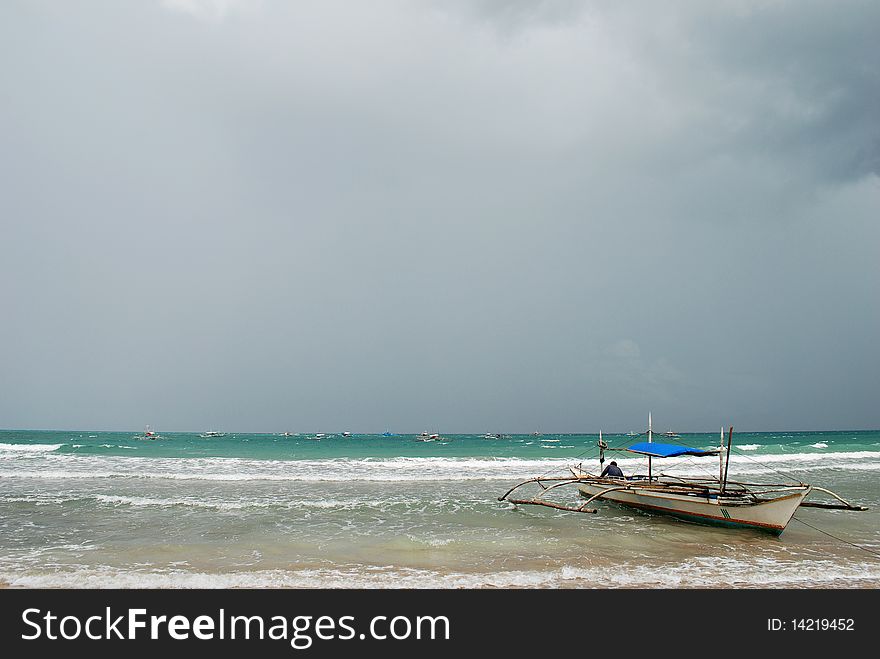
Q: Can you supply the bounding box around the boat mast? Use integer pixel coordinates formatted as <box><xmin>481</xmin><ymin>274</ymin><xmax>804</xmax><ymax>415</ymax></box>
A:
<box><xmin>648</xmin><ymin>412</ymin><xmax>653</xmax><ymax>481</ymax></box>
<box><xmin>719</xmin><ymin>426</ymin><xmax>725</xmax><ymax>485</ymax></box>
<box><xmin>721</xmin><ymin>426</ymin><xmax>733</xmax><ymax>494</ymax></box>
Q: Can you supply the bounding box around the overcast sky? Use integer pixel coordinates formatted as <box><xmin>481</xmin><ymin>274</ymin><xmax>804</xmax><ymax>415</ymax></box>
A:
<box><xmin>1</xmin><ymin>0</ymin><xmax>878</xmax><ymax>433</ymax></box>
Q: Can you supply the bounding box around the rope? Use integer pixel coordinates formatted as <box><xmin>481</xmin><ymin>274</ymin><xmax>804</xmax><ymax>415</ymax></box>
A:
<box><xmin>534</xmin><ymin>435</ymin><xmax>601</xmax><ymax>479</ymax></box>
<box><xmin>791</xmin><ymin>516</ymin><xmax>880</xmax><ymax>559</ymax></box>
<box><xmin>646</xmin><ymin>434</ymin><xmax>807</xmax><ymax>485</ymax></box>
<box><xmin>725</xmin><ymin>447</ymin><xmax>806</xmax><ymax>484</ymax></box>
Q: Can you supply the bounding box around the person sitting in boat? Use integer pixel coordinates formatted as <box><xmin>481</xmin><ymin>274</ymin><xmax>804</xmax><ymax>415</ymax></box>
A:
<box><xmin>600</xmin><ymin>461</ymin><xmax>624</xmax><ymax>478</ymax></box>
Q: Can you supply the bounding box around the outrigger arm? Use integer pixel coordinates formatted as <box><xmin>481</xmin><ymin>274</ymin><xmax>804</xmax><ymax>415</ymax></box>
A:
<box><xmin>800</xmin><ymin>486</ymin><xmax>869</xmax><ymax>511</ymax></box>
<box><xmin>498</xmin><ymin>477</ymin><xmax>600</xmax><ymax>514</ymax></box>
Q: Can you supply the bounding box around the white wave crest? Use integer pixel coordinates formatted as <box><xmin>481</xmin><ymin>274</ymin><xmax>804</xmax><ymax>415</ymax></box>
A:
<box><xmin>0</xmin><ymin>455</ymin><xmax>578</xmax><ymax>482</ymax></box>
<box><xmin>0</xmin><ymin>451</ymin><xmax>879</xmax><ymax>483</ymax></box>
<box><xmin>3</xmin><ymin>492</ymin><xmax>446</xmax><ymax>513</ymax></box>
<box><xmin>0</xmin><ymin>443</ymin><xmax>63</xmax><ymax>453</ymax></box>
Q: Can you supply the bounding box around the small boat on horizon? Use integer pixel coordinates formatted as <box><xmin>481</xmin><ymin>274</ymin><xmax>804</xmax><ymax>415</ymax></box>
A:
<box><xmin>199</xmin><ymin>431</ymin><xmax>226</xmax><ymax>438</ymax></box>
<box><xmin>134</xmin><ymin>425</ymin><xmax>161</xmax><ymax>441</ymax></box>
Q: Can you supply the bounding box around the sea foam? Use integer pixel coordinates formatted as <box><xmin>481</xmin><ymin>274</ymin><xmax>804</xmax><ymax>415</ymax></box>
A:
<box><xmin>1</xmin><ymin>451</ymin><xmax>880</xmax><ymax>482</ymax></box>
<box><xmin>4</xmin><ymin>557</ymin><xmax>880</xmax><ymax>589</ymax></box>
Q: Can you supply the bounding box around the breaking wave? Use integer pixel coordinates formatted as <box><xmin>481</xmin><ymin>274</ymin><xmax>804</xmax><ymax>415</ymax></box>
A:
<box><xmin>1</xmin><ymin>450</ymin><xmax>879</xmax><ymax>482</ymax></box>
<box><xmin>0</xmin><ymin>443</ymin><xmax>63</xmax><ymax>453</ymax></box>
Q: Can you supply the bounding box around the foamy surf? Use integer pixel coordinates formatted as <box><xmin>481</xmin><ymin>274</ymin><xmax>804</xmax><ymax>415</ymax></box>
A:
<box><xmin>1</xmin><ymin>451</ymin><xmax>879</xmax><ymax>482</ymax></box>
<box><xmin>4</xmin><ymin>557</ymin><xmax>880</xmax><ymax>589</ymax></box>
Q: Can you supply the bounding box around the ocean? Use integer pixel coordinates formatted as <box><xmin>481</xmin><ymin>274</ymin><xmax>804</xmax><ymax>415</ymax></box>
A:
<box><xmin>1</xmin><ymin>429</ymin><xmax>878</xmax><ymax>588</ymax></box>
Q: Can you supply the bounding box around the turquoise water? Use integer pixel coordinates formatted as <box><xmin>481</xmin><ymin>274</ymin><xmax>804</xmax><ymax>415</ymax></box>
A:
<box><xmin>1</xmin><ymin>429</ymin><xmax>879</xmax><ymax>588</ymax></box>
<box><xmin>8</xmin><ymin>428</ymin><xmax>878</xmax><ymax>460</ymax></box>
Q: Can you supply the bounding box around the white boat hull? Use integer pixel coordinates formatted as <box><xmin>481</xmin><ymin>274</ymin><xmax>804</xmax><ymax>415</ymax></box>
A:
<box><xmin>577</xmin><ymin>482</ymin><xmax>811</xmax><ymax>534</ymax></box>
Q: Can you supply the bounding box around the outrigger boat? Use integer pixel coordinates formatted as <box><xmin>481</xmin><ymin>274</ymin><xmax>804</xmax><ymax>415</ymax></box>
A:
<box><xmin>499</xmin><ymin>415</ymin><xmax>866</xmax><ymax>535</ymax></box>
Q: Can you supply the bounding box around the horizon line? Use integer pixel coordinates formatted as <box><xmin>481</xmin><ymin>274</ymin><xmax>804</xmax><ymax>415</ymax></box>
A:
<box><xmin>2</xmin><ymin>427</ymin><xmax>878</xmax><ymax>435</ymax></box>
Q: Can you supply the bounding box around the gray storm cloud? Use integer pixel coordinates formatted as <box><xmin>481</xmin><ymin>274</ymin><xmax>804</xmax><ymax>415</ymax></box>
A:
<box><xmin>1</xmin><ymin>1</ymin><xmax>877</xmax><ymax>432</ymax></box>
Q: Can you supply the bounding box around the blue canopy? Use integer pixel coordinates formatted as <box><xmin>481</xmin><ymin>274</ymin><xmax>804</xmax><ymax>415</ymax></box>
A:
<box><xmin>626</xmin><ymin>442</ymin><xmax>719</xmax><ymax>458</ymax></box>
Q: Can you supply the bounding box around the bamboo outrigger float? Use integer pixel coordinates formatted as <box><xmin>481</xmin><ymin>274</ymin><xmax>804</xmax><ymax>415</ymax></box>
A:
<box><xmin>499</xmin><ymin>417</ymin><xmax>867</xmax><ymax>535</ymax></box>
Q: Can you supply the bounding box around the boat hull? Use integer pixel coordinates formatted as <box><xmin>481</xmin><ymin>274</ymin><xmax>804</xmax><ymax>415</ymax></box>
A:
<box><xmin>577</xmin><ymin>483</ymin><xmax>810</xmax><ymax>535</ymax></box>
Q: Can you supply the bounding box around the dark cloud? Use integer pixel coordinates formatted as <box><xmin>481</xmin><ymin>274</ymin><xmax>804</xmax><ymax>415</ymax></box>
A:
<box><xmin>0</xmin><ymin>1</ymin><xmax>877</xmax><ymax>432</ymax></box>
<box><xmin>642</xmin><ymin>3</ymin><xmax>879</xmax><ymax>180</ymax></box>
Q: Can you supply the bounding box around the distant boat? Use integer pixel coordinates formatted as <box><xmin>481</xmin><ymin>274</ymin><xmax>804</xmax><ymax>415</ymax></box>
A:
<box><xmin>135</xmin><ymin>425</ymin><xmax>161</xmax><ymax>440</ymax></box>
<box><xmin>664</xmin><ymin>431</ymin><xmax>680</xmax><ymax>438</ymax></box>
<box><xmin>382</xmin><ymin>432</ymin><xmax>394</xmax><ymax>437</ymax></box>
<box><xmin>199</xmin><ymin>431</ymin><xmax>226</xmax><ymax>438</ymax></box>
<box><xmin>342</xmin><ymin>431</ymin><xmax>352</xmax><ymax>437</ymax></box>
